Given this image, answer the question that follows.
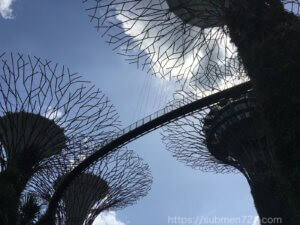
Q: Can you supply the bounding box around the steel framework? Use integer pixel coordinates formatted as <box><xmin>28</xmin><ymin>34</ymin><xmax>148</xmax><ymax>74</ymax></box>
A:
<box><xmin>27</xmin><ymin>146</ymin><xmax>152</xmax><ymax>225</ymax></box>
<box><xmin>162</xmin><ymin>91</ymin><xmax>288</xmax><ymax>221</ymax></box>
<box><xmin>0</xmin><ymin>53</ymin><xmax>120</xmax><ymax>225</ymax></box>
<box><xmin>82</xmin><ymin>1</ymin><xmax>300</xmax><ymax>222</ymax></box>
<box><xmin>83</xmin><ymin>0</ymin><xmax>250</xmax><ymax>95</ymax></box>
<box><xmin>38</xmin><ymin>81</ymin><xmax>252</xmax><ymax>224</ymax></box>
<box><xmin>83</xmin><ymin>0</ymin><xmax>299</xmax><ymax>94</ymax></box>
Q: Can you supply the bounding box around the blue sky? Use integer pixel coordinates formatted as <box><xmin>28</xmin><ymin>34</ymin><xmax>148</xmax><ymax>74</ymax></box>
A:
<box><xmin>0</xmin><ymin>1</ymin><xmax>258</xmax><ymax>225</ymax></box>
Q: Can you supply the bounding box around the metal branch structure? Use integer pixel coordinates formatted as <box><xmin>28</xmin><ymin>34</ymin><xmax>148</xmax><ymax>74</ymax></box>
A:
<box><xmin>82</xmin><ymin>1</ymin><xmax>300</xmax><ymax>223</ymax></box>
<box><xmin>0</xmin><ymin>52</ymin><xmax>120</xmax><ymax>171</ymax></box>
<box><xmin>0</xmin><ymin>53</ymin><xmax>120</xmax><ymax>225</ymax></box>
<box><xmin>38</xmin><ymin>81</ymin><xmax>251</xmax><ymax>225</ymax></box>
<box><xmin>83</xmin><ymin>0</ymin><xmax>249</xmax><ymax>95</ymax></box>
<box><xmin>162</xmin><ymin>91</ymin><xmax>288</xmax><ymax>222</ymax></box>
<box><xmin>3</xmin><ymin>1</ymin><xmax>296</xmax><ymax>224</ymax></box>
<box><xmin>27</xmin><ymin>146</ymin><xmax>152</xmax><ymax>225</ymax></box>
<box><xmin>83</xmin><ymin>0</ymin><xmax>298</xmax><ymax>94</ymax></box>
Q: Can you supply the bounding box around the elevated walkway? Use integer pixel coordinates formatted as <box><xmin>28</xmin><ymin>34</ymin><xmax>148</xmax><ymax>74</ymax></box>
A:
<box><xmin>43</xmin><ymin>81</ymin><xmax>252</xmax><ymax>218</ymax></box>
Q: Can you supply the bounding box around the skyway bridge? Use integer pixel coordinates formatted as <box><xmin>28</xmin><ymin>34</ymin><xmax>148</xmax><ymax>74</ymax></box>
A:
<box><xmin>39</xmin><ymin>81</ymin><xmax>252</xmax><ymax>222</ymax></box>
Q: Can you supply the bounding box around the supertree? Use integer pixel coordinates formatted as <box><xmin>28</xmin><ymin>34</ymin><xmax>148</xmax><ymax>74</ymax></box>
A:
<box><xmin>83</xmin><ymin>0</ymin><xmax>300</xmax><ymax>221</ymax></box>
<box><xmin>82</xmin><ymin>0</ymin><xmax>299</xmax><ymax>88</ymax></box>
<box><xmin>162</xmin><ymin>91</ymin><xmax>288</xmax><ymax>224</ymax></box>
<box><xmin>0</xmin><ymin>52</ymin><xmax>120</xmax><ymax>225</ymax></box>
<box><xmin>83</xmin><ymin>0</ymin><xmax>249</xmax><ymax>95</ymax></box>
<box><xmin>26</xmin><ymin>145</ymin><xmax>152</xmax><ymax>225</ymax></box>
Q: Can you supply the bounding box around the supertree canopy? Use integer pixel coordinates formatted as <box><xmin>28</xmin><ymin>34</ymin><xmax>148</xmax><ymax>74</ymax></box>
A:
<box><xmin>162</xmin><ymin>92</ymin><xmax>289</xmax><ymax>223</ymax></box>
<box><xmin>83</xmin><ymin>0</ymin><xmax>248</xmax><ymax>95</ymax></box>
<box><xmin>56</xmin><ymin>173</ymin><xmax>109</xmax><ymax>225</ymax></box>
<box><xmin>162</xmin><ymin>92</ymin><xmax>263</xmax><ymax>175</ymax></box>
<box><xmin>27</xmin><ymin>146</ymin><xmax>152</xmax><ymax>225</ymax></box>
<box><xmin>0</xmin><ymin>111</ymin><xmax>67</xmax><ymax>172</ymax></box>
<box><xmin>83</xmin><ymin>0</ymin><xmax>299</xmax><ymax>93</ymax></box>
<box><xmin>0</xmin><ymin>52</ymin><xmax>119</xmax><ymax>174</ymax></box>
<box><xmin>0</xmin><ymin>52</ymin><xmax>120</xmax><ymax>225</ymax></box>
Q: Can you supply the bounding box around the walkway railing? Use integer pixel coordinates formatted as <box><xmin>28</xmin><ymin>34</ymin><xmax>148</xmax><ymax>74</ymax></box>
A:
<box><xmin>103</xmin><ymin>81</ymin><xmax>252</xmax><ymax>148</ymax></box>
<box><xmin>103</xmin><ymin>100</ymin><xmax>184</xmax><ymax>146</ymax></box>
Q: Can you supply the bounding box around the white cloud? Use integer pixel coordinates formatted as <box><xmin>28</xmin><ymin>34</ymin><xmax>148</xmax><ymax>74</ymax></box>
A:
<box><xmin>284</xmin><ymin>2</ymin><xmax>300</xmax><ymax>16</ymax></box>
<box><xmin>115</xmin><ymin>5</ymin><xmax>203</xmax><ymax>80</ymax></box>
<box><xmin>92</xmin><ymin>211</ymin><xmax>126</xmax><ymax>225</ymax></box>
<box><xmin>45</xmin><ymin>106</ymin><xmax>63</xmax><ymax>120</ymax></box>
<box><xmin>0</xmin><ymin>0</ymin><xmax>14</xmax><ymax>19</ymax></box>
<box><xmin>112</xmin><ymin>1</ymin><xmax>241</xmax><ymax>93</ymax></box>
<box><xmin>252</xmin><ymin>216</ymin><xmax>261</xmax><ymax>225</ymax></box>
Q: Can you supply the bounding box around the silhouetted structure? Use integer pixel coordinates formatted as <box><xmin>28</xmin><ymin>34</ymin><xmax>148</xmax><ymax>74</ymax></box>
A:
<box><xmin>83</xmin><ymin>0</ymin><xmax>298</xmax><ymax>87</ymax></box>
<box><xmin>162</xmin><ymin>91</ymin><xmax>288</xmax><ymax>224</ymax></box>
<box><xmin>166</xmin><ymin>0</ymin><xmax>225</xmax><ymax>29</ymax></box>
<box><xmin>82</xmin><ymin>1</ymin><xmax>300</xmax><ymax>222</ymax></box>
<box><xmin>0</xmin><ymin>53</ymin><xmax>120</xmax><ymax>225</ymax></box>
<box><xmin>222</xmin><ymin>4</ymin><xmax>300</xmax><ymax>221</ymax></box>
<box><xmin>28</xmin><ymin>146</ymin><xmax>152</xmax><ymax>225</ymax></box>
<box><xmin>83</xmin><ymin>0</ymin><xmax>249</xmax><ymax>95</ymax></box>
<box><xmin>40</xmin><ymin>82</ymin><xmax>251</xmax><ymax>225</ymax></box>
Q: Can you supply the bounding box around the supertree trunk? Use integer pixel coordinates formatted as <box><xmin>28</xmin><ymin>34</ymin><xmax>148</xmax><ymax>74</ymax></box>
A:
<box><xmin>0</xmin><ymin>170</ymin><xmax>22</xmax><ymax>224</ymax></box>
<box><xmin>224</xmin><ymin>1</ymin><xmax>300</xmax><ymax>223</ymax></box>
<box><xmin>249</xmin><ymin>177</ymin><xmax>287</xmax><ymax>224</ymax></box>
